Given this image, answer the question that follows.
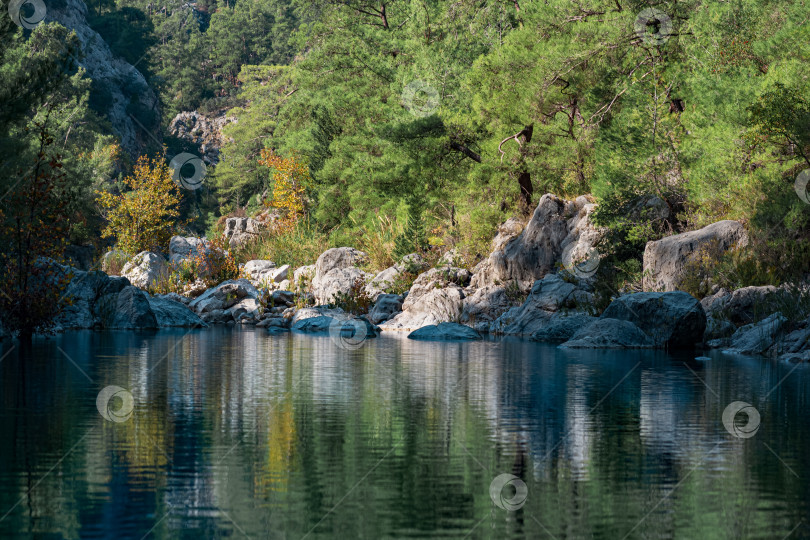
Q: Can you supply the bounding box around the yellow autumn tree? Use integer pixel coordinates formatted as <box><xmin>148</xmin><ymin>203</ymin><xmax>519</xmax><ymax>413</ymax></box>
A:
<box><xmin>96</xmin><ymin>156</ymin><xmax>183</xmax><ymax>254</ymax></box>
<box><xmin>258</xmin><ymin>149</ymin><xmax>309</xmax><ymax>233</ymax></box>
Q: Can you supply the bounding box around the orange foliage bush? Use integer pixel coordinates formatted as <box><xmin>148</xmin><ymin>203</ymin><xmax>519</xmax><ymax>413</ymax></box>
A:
<box><xmin>258</xmin><ymin>149</ymin><xmax>309</xmax><ymax>233</ymax></box>
<box><xmin>192</xmin><ymin>235</ymin><xmax>240</xmax><ymax>286</ymax></box>
<box><xmin>96</xmin><ymin>155</ymin><xmax>183</xmax><ymax>254</ymax></box>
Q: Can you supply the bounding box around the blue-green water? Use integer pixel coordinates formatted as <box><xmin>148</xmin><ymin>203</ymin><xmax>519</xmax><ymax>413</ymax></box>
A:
<box><xmin>0</xmin><ymin>328</ymin><xmax>808</xmax><ymax>539</ymax></box>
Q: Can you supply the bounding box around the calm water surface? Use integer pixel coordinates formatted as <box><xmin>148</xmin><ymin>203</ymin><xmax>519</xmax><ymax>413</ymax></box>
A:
<box><xmin>0</xmin><ymin>327</ymin><xmax>808</xmax><ymax>539</ymax></box>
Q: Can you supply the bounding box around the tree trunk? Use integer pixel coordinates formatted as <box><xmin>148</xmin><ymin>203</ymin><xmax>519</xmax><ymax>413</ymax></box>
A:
<box><xmin>518</xmin><ymin>124</ymin><xmax>533</xmax><ymax>212</ymax></box>
<box><xmin>518</xmin><ymin>172</ymin><xmax>533</xmax><ymax>210</ymax></box>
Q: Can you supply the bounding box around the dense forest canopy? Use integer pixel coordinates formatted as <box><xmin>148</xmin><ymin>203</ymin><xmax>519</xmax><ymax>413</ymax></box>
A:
<box><xmin>1</xmin><ymin>0</ymin><xmax>809</xmax><ymax>288</ymax></box>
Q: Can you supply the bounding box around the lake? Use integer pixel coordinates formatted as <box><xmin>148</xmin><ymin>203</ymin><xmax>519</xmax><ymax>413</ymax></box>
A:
<box><xmin>0</xmin><ymin>327</ymin><xmax>808</xmax><ymax>539</ymax></box>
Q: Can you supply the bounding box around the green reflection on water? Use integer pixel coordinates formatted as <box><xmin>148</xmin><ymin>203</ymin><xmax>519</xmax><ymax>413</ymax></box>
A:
<box><xmin>0</xmin><ymin>328</ymin><xmax>807</xmax><ymax>539</ymax></box>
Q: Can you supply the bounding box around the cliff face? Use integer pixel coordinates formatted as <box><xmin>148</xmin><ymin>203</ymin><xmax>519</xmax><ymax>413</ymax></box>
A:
<box><xmin>46</xmin><ymin>0</ymin><xmax>160</xmax><ymax>156</ymax></box>
<box><xmin>169</xmin><ymin>111</ymin><xmax>235</xmax><ymax>166</ymax></box>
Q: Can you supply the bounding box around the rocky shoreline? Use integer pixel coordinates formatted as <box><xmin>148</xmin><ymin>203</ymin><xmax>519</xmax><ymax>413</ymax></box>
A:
<box><xmin>6</xmin><ymin>194</ymin><xmax>809</xmax><ymax>361</ymax></box>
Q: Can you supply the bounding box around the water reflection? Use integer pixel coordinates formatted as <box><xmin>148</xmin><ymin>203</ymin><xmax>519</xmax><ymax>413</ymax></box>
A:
<box><xmin>0</xmin><ymin>328</ymin><xmax>808</xmax><ymax>538</ymax></box>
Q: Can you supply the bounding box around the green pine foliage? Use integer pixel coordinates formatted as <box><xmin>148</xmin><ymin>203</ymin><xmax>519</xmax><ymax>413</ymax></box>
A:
<box><xmin>394</xmin><ymin>194</ymin><xmax>428</xmax><ymax>259</ymax></box>
<box><xmin>2</xmin><ymin>0</ymin><xmax>810</xmax><ymax>288</ymax></box>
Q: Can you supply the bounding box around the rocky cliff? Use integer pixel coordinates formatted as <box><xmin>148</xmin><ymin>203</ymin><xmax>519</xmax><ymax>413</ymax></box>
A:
<box><xmin>46</xmin><ymin>0</ymin><xmax>160</xmax><ymax>156</ymax></box>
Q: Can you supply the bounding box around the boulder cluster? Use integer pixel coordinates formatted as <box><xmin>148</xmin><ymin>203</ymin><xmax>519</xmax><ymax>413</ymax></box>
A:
<box><xmin>6</xmin><ymin>193</ymin><xmax>808</xmax><ymax>360</ymax></box>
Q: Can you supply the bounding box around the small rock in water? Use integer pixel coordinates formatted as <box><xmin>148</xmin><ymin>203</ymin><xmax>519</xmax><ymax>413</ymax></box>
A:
<box><xmin>408</xmin><ymin>322</ymin><xmax>482</xmax><ymax>341</ymax></box>
<box><xmin>694</xmin><ymin>356</ymin><xmax>711</xmax><ymax>361</ymax></box>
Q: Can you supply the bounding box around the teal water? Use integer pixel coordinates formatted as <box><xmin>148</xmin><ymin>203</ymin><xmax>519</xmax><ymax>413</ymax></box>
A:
<box><xmin>0</xmin><ymin>327</ymin><xmax>808</xmax><ymax>539</ymax></box>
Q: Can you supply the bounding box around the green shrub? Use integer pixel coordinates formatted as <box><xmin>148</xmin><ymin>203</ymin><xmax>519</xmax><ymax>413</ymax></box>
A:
<box><xmin>329</xmin><ymin>277</ymin><xmax>373</xmax><ymax>315</ymax></box>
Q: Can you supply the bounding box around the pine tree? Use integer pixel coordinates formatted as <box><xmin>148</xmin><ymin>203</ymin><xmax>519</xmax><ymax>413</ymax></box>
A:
<box><xmin>394</xmin><ymin>193</ymin><xmax>428</xmax><ymax>259</ymax></box>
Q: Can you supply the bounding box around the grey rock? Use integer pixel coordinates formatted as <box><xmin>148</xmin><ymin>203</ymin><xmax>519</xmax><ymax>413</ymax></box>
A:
<box><xmin>377</xmin><ymin>266</ymin><xmax>472</xmax><ymax>331</ymax></box>
<box><xmin>600</xmin><ymin>291</ymin><xmax>706</xmax><ymax>348</ymax></box>
<box><xmin>293</xmin><ymin>265</ymin><xmax>316</xmax><ymax>289</ymax></box>
<box><xmin>559</xmin><ymin>202</ymin><xmax>604</xmax><ymax>280</ymax></box>
<box><xmin>399</xmin><ymin>253</ymin><xmax>427</xmax><ymax>271</ymax></box>
<box><xmin>121</xmin><ymin>251</ymin><xmax>168</xmax><ymax>290</ymax></box>
<box><xmin>408</xmin><ymin>322</ymin><xmax>482</xmax><ymax>341</ymax></box>
<box><xmin>561</xmin><ymin>318</ymin><xmax>655</xmax><ymax>349</ymax></box>
<box><xmin>291</xmin><ymin>314</ymin><xmax>377</xmax><ymax>336</ymax></box>
<box><xmin>331</xmin><ymin>316</ymin><xmax>380</xmax><ymax>340</ymax></box>
<box><xmin>724</xmin><ymin>313</ymin><xmax>787</xmax><ymax>355</ymax></box>
<box><xmin>230</xmin><ymin>298</ymin><xmax>261</xmax><ymax>322</ymax></box>
<box><xmin>781</xmin><ymin>322</ymin><xmax>810</xmax><ymax>354</ymax></box>
<box><xmin>531</xmin><ymin>312</ymin><xmax>596</xmax><ymax>343</ymax></box>
<box><xmin>312</xmin><ymin>248</ymin><xmax>368</xmax><ymax>304</ymax></box>
<box><xmin>704</xmin><ymin>316</ymin><xmax>736</xmax><ymax>341</ymax></box>
<box><xmin>489</xmin><ymin>274</ymin><xmax>593</xmax><ymax>335</ymax></box>
<box><xmin>169</xmin><ymin>236</ymin><xmax>209</xmax><ymax>263</ymax></box>
<box><xmin>470</xmin><ymin>194</ymin><xmax>570</xmax><ymax>291</ymax></box>
<box><xmin>168</xmin><ymin>111</ymin><xmax>234</xmax><ymax>166</ymax></box>
<box><xmin>380</xmin><ymin>287</ymin><xmax>465</xmax><ymax>331</ymax></box>
<box><xmin>157</xmin><ymin>292</ymin><xmax>190</xmax><ymax>305</ymax></box>
<box><xmin>460</xmin><ymin>285</ymin><xmax>513</xmax><ymax>328</ymax></box>
<box><xmin>96</xmin><ymin>286</ymin><xmax>158</xmax><ymax>329</ymax></box>
<box><xmin>224</xmin><ymin>217</ymin><xmax>265</xmax><ymax>248</ymax></box>
<box><xmin>51</xmin><ymin>268</ymin><xmax>129</xmax><ymax>330</ymax></box>
<box><xmin>643</xmin><ymin>220</ymin><xmax>748</xmax><ymax>292</ymax></box>
<box><xmin>99</xmin><ymin>275</ymin><xmax>131</xmax><ymax>297</ymax></box>
<box><xmin>368</xmin><ymin>294</ymin><xmax>404</xmax><ymax>325</ymax></box>
<box><xmin>491</xmin><ymin>218</ymin><xmax>525</xmax><ymax>252</ymax></box>
<box><xmin>244</xmin><ymin>260</ymin><xmax>277</xmax><ymax>282</ymax></box>
<box><xmin>406</xmin><ymin>267</ymin><xmax>470</xmax><ymax>304</ymax></box>
<box><xmin>366</xmin><ymin>266</ymin><xmax>402</xmax><ymax>299</ymax></box>
<box><xmin>271</xmin><ymin>290</ymin><xmax>295</xmax><ymax>305</ymax></box>
<box><xmin>201</xmin><ymin>309</ymin><xmax>230</xmax><ymax>324</ymax></box>
<box><xmin>701</xmin><ymin>285</ymin><xmax>784</xmax><ymax>326</ymax></box>
<box><xmin>46</xmin><ymin>0</ymin><xmax>159</xmax><ymax>156</ymax></box>
<box><xmin>189</xmin><ymin>279</ymin><xmax>260</xmax><ymax>314</ymax></box>
<box><xmin>147</xmin><ymin>295</ymin><xmax>205</xmax><ymax>327</ymax></box>
<box><xmin>365</xmin><ymin>254</ymin><xmax>427</xmax><ymax>300</ymax></box>
<box><xmin>271</xmin><ymin>265</ymin><xmax>290</xmax><ymax>283</ymax></box>
<box><xmin>315</xmin><ymin>267</ymin><xmax>369</xmax><ymax>305</ymax></box>
<box><xmin>436</xmin><ymin>249</ymin><xmax>461</xmax><ymax>267</ymax></box>
<box><xmin>315</xmin><ymin>247</ymin><xmax>367</xmax><ymax>280</ymax></box>
<box><xmin>257</xmin><ymin>317</ymin><xmax>290</xmax><ymax>329</ymax></box>
<box><xmin>290</xmin><ymin>307</ymin><xmax>346</xmax><ymax>325</ymax></box>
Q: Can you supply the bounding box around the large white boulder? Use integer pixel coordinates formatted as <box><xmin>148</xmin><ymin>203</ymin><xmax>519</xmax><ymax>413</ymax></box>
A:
<box><xmin>379</xmin><ymin>288</ymin><xmax>465</xmax><ymax>331</ymax></box>
<box><xmin>223</xmin><ymin>217</ymin><xmax>265</xmax><ymax>247</ymax></box>
<box><xmin>244</xmin><ymin>260</ymin><xmax>276</xmax><ymax>282</ymax></box>
<box><xmin>311</xmin><ymin>248</ymin><xmax>369</xmax><ymax>304</ymax></box>
<box><xmin>121</xmin><ymin>252</ymin><xmax>168</xmax><ymax>290</ymax></box>
<box><xmin>470</xmin><ymin>195</ymin><xmax>594</xmax><ymax>291</ymax></box>
<box><xmin>169</xmin><ymin>236</ymin><xmax>209</xmax><ymax>264</ymax></box>
<box><xmin>643</xmin><ymin>220</ymin><xmax>748</xmax><ymax>292</ymax></box>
